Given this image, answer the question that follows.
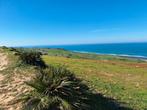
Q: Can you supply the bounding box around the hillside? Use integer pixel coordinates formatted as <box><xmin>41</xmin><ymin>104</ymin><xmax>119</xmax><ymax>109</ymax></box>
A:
<box><xmin>42</xmin><ymin>49</ymin><xmax>147</xmax><ymax>110</ymax></box>
<box><xmin>0</xmin><ymin>47</ymin><xmax>147</xmax><ymax>110</ymax></box>
<box><xmin>0</xmin><ymin>48</ymin><xmax>35</xmax><ymax>110</ymax></box>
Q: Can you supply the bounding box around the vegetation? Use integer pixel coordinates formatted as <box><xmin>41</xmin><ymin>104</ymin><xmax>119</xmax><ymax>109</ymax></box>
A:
<box><xmin>14</xmin><ymin>48</ymin><xmax>145</xmax><ymax>62</ymax></box>
<box><xmin>23</xmin><ymin>66</ymin><xmax>91</xmax><ymax>110</ymax></box>
<box><xmin>16</xmin><ymin>49</ymin><xmax>46</xmax><ymax>68</ymax></box>
<box><xmin>0</xmin><ymin>47</ymin><xmax>146</xmax><ymax>110</ymax></box>
<box><xmin>43</xmin><ymin>55</ymin><xmax>147</xmax><ymax>110</ymax></box>
<box><xmin>15</xmin><ymin>48</ymin><xmax>134</xmax><ymax>110</ymax></box>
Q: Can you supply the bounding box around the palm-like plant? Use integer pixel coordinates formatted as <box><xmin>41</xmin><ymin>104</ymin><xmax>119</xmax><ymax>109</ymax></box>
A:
<box><xmin>23</xmin><ymin>66</ymin><xmax>90</xmax><ymax>110</ymax></box>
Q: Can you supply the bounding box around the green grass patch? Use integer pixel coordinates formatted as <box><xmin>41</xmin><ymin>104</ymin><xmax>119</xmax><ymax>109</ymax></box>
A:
<box><xmin>43</xmin><ymin>55</ymin><xmax>147</xmax><ymax>110</ymax></box>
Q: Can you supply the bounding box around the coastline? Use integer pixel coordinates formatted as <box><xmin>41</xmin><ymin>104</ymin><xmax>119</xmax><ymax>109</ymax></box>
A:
<box><xmin>73</xmin><ymin>50</ymin><xmax>147</xmax><ymax>61</ymax></box>
<box><xmin>11</xmin><ymin>45</ymin><xmax>147</xmax><ymax>61</ymax></box>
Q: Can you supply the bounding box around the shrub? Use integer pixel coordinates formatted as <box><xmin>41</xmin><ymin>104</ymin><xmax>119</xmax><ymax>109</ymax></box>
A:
<box><xmin>1</xmin><ymin>46</ymin><xmax>8</xmax><ymax>49</ymax></box>
<box><xmin>17</xmin><ymin>50</ymin><xmax>46</xmax><ymax>68</ymax></box>
<box><xmin>23</xmin><ymin>66</ymin><xmax>90</xmax><ymax>110</ymax></box>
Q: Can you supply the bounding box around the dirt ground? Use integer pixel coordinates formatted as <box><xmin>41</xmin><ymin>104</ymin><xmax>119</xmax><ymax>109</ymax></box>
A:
<box><xmin>0</xmin><ymin>52</ymin><xmax>30</xmax><ymax>110</ymax></box>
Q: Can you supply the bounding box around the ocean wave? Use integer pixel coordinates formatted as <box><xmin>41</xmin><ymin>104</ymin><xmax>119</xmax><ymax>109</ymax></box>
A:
<box><xmin>73</xmin><ymin>50</ymin><xmax>147</xmax><ymax>60</ymax></box>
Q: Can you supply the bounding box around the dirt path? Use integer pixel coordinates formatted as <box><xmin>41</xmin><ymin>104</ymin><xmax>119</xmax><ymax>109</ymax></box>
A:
<box><xmin>0</xmin><ymin>70</ymin><xmax>29</xmax><ymax>110</ymax></box>
<box><xmin>0</xmin><ymin>53</ymin><xmax>8</xmax><ymax>71</ymax></box>
<box><xmin>0</xmin><ymin>52</ymin><xmax>8</xmax><ymax>86</ymax></box>
<box><xmin>0</xmin><ymin>52</ymin><xmax>33</xmax><ymax>110</ymax></box>
<box><xmin>0</xmin><ymin>52</ymin><xmax>25</xmax><ymax>110</ymax></box>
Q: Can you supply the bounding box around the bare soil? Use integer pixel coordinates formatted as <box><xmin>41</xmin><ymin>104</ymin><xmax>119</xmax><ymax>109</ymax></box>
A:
<box><xmin>0</xmin><ymin>52</ymin><xmax>31</xmax><ymax>110</ymax></box>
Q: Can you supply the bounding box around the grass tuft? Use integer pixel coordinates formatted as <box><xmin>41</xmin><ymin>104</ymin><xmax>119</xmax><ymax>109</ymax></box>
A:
<box><xmin>23</xmin><ymin>66</ymin><xmax>91</xmax><ymax>110</ymax></box>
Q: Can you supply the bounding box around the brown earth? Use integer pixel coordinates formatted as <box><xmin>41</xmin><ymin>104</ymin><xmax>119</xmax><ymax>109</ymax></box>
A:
<box><xmin>0</xmin><ymin>52</ymin><xmax>31</xmax><ymax>110</ymax></box>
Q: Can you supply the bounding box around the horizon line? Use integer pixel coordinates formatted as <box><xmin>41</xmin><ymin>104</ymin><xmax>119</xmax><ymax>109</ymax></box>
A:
<box><xmin>5</xmin><ymin>41</ymin><xmax>147</xmax><ymax>48</ymax></box>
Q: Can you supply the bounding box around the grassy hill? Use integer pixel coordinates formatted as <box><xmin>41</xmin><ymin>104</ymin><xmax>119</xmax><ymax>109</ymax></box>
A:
<box><xmin>0</xmin><ymin>47</ymin><xmax>147</xmax><ymax>110</ymax></box>
<box><xmin>42</xmin><ymin>49</ymin><xmax>147</xmax><ymax>110</ymax></box>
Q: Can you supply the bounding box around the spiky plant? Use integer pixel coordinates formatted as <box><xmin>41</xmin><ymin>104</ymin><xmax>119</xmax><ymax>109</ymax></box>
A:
<box><xmin>23</xmin><ymin>66</ymin><xmax>90</xmax><ymax>110</ymax></box>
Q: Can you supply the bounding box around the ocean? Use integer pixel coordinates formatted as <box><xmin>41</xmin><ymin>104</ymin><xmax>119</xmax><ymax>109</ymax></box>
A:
<box><xmin>24</xmin><ymin>42</ymin><xmax>147</xmax><ymax>59</ymax></box>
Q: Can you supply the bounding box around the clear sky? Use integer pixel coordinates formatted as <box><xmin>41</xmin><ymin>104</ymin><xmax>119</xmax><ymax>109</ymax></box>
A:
<box><xmin>0</xmin><ymin>0</ymin><xmax>147</xmax><ymax>46</ymax></box>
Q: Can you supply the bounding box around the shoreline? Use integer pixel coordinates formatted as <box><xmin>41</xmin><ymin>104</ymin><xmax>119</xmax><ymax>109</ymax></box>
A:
<box><xmin>73</xmin><ymin>50</ymin><xmax>147</xmax><ymax>61</ymax></box>
<box><xmin>7</xmin><ymin>46</ymin><xmax>147</xmax><ymax>61</ymax></box>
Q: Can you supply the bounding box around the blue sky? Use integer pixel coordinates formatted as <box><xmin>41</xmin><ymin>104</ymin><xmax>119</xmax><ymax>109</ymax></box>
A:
<box><xmin>0</xmin><ymin>0</ymin><xmax>147</xmax><ymax>46</ymax></box>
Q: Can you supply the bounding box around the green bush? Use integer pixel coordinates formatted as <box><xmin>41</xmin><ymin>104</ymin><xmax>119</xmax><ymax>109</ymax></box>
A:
<box><xmin>23</xmin><ymin>66</ymin><xmax>90</xmax><ymax>110</ymax></box>
<box><xmin>17</xmin><ymin>50</ymin><xmax>46</xmax><ymax>68</ymax></box>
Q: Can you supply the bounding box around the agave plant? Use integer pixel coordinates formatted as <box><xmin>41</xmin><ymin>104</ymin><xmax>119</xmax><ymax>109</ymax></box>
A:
<box><xmin>23</xmin><ymin>66</ymin><xmax>90</xmax><ymax>110</ymax></box>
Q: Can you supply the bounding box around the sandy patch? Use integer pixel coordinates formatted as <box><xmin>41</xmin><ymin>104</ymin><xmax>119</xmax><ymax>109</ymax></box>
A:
<box><xmin>0</xmin><ymin>53</ymin><xmax>8</xmax><ymax>71</ymax></box>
